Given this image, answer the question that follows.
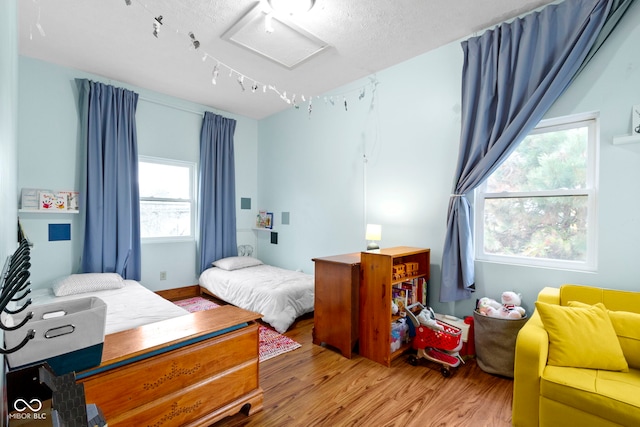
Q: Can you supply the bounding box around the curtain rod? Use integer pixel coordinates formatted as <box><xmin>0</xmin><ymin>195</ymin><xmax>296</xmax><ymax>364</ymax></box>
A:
<box><xmin>138</xmin><ymin>96</ymin><xmax>205</xmax><ymax>117</ymax></box>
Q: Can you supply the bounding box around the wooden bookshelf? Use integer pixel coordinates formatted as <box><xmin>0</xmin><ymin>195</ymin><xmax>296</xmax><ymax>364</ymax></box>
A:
<box><xmin>359</xmin><ymin>247</ymin><xmax>430</xmax><ymax>367</ymax></box>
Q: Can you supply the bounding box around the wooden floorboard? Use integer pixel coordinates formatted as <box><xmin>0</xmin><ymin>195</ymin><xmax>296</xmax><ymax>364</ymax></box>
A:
<box><xmin>211</xmin><ymin>316</ymin><xmax>513</xmax><ymax>427</ymax></box>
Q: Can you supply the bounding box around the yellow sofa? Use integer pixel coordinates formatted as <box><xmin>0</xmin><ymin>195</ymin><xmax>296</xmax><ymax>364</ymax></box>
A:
<box><xmin>512</xmin><ymin>284</ymin><xmax>640</xmax><ymax>427</ymax></box>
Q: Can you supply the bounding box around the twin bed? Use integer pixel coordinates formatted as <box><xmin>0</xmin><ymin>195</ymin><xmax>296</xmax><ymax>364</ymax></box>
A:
<box><xmin>6</xmin><ymin>255</ymin><xmax>314</xmax><ymax>426</ymax></box>
<box><xmin>25</xmin><ymin>278</ymin><xmax>189</xmax><ymax>334</ymax></box>
<box><xmin>199</xmin><ymin>255</ymin><xmax>315</xmax><ymax>333</ymax></box>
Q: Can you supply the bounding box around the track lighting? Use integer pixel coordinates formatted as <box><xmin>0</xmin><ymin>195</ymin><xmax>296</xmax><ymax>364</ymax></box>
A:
<box><xmin>121</xmin><ymin>0</ymin><xmax>375</xmax><ymax>112</ymax></box>
<box><xmin>211</xmin><ymin>63</ymin><xmax>220</xmax><ymax>85</ymax></box>
<box><xmin>152</xmin><ymin>15</ymin><xmax>162</xmax><ymax>38</ymax></box>
<box><xmin>189</xmin><ymin>32</ymin><xmax>200</xmax><ymax>49</ymax></box>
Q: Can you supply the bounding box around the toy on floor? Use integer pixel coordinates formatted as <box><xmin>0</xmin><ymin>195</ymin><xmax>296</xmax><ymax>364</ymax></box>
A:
<box><xmin>405</xmin><ymin>303</ymin><xmax>463</xmax><ymax>377</ymax></box>
<box><xmin>476</xmin><ymin>291</ymin><xmax>526</xmax><ymax>319</ymax></box>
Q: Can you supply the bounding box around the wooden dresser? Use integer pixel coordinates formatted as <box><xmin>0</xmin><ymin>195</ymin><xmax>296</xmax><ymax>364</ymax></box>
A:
<box><xmin>312</xmin><ymin>253</ymin><xmax>361</xmax><ymax>358</ymax></box>
<box><xmin>77</xmin><ymin>305</ymin><xmax>263</xmax><ymax>426</ymax></box>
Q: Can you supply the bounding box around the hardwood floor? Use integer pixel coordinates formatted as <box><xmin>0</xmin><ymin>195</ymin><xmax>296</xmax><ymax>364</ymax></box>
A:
<box><xmin>212</xmin><ymin>315</ymin><xmax>514</xmax><ymax>427</ymax></box>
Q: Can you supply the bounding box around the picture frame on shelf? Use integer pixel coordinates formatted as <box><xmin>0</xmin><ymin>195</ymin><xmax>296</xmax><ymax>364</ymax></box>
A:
<box><xmin>39</xmin><ymin>191</ymin><xmax>59</xmax><ymax>210</ymax></box>
<box><xmin>20</xmin><ymin>188</ymin><xmax>39</xmax><ymax>210</ymax></box>
<box><xmin>265</xmin><ymin>212</ymin><xmax>274</xmax><ymax>229</ymax></box>
<box><xmin>256</xmin><ymin>210</ymin><xmax>267</xmax><ymax>228</ymax></box>
<box><xmin>58</xmin><ymin>191</ymin><xmax>79</xmax><ymax>210</ymax></box>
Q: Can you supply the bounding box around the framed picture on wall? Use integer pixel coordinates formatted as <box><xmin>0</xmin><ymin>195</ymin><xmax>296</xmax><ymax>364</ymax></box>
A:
<box><xmin>265</xmin><ymin>212</ymin><xmax>274</xmax><ymax>229</ymax></box>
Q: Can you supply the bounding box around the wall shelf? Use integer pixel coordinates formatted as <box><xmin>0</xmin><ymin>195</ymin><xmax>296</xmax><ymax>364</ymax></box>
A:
<box><xmin>252</xmin><ymin>227</ymin><xmax>275</xmax><ymax>232</ymax></box>
<box><xmin>613</xmin><ymin>134</ymin><xmax>640</xmax><ymax>145</ymax></box>
<box><xmin>19</xmin><ymin>209</ymin><xmax>79</xmax><ymax>214</ymax></box>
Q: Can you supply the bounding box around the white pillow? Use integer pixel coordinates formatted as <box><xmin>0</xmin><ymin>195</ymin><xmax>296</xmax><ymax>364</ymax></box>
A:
<box><xmin>52</xmin><ymin>273</ymin><xmax>125</xmax><ymax>296</ymax></box>
<box><xmin>212</xmin><ymin>256</ymin><xmax>263</xmax><ymax>271</ymax></box>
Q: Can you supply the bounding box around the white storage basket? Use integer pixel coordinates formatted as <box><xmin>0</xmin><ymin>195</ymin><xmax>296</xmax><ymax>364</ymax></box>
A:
<box><xmin>5</xmin><ymin>297</ymin><xmax>107</xmax><ymax>375</ymax></box>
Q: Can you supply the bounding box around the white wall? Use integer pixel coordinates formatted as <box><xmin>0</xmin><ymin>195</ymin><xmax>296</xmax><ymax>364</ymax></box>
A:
<box><xmin>1</xmin><ymin>3</ymin><xmax>18</xmax><ymax>256</ymax></box>
<box><xmin>257</xmin><ymin>2</ymin><xmax>640</xmax><ymax>317</ymax></box>
<box><xmin>17</xmin><ymin>57</ymin><xmax>258</xmax><ymax>291</ymax></box>
<box><xmin>257</xmin><ymin>41</ymin><xmax>461</xmax><ymax>306</ymax></box>
<box><xmin>1</xmin><ymin>0</ymin><xmax>18</xmax><ymax>419</ymax></box>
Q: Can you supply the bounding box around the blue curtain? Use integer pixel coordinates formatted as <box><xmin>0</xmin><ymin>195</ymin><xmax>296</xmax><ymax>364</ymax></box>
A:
<box><xmin>440</xmin><ymin>0</ymin><xmax>628</xmax><ymax>302</ymax></box>
<box><xmin>79</xmin><ymin>79</ymin><xmax>141</xmax><ymax>280</ymax></box>
<box><xmin>199</xmin><ymin>112</ymin><xmax>238</xmax><ymax>273</ymax></box>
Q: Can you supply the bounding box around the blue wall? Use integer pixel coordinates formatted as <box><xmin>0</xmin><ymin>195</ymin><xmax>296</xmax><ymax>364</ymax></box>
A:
<box><xmin>257</xmin><ymin>2</ymin><xmax>640</xmax><ymax>317</ymax></box>
<box><xmin>17</xmin><ymin>57</ymin><xmax>258</xmax><ymax>291</ymax></box>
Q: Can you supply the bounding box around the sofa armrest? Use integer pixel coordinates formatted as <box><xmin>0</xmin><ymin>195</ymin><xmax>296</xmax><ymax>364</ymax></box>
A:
<box><xmin>512</xmin><ymin>309</ymin><xmax>549</xmax><ymax>427</ymax></box>
<box><xmin>537</xmin><ymin>286</ymin><xmax>560</xmax><ymax>305</ymax></box>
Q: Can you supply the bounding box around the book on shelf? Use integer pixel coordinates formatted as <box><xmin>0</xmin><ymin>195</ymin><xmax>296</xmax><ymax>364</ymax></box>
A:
<box><xmin>392</xmin><ymin>286</ymin><xmax>409</xmax><ymax>312</ymax></box>
<box><xmin>419</xmin><ymin>277</ymin><xmax>427</xmax><ymax>305</ymax></box>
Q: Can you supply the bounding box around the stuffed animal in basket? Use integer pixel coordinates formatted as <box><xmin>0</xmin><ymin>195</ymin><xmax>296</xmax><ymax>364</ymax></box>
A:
<box><xmin>500</xmin><ymin>291</ymin><xmax>526</xmax><ymax>319</ymax></box>
<box><xmin>477</xmin><ymin>296</ymin><xmax>502</xmax><ymax>316</ymax></box>
<box><xmin>477</xmin><ymin>292</ymin><xmax>525</xmax><ymax>319</ymax></box>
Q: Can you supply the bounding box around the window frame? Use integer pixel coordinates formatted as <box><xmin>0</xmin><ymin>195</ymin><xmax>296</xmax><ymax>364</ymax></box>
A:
<box><xmin>138</xmin><ymin>155</ymin><xmax>197</xmax><ymax>243</ymax></box>
<box><xmin>474</xmin><ymin>112</ymin><xmax>599</xmax><ymax>272</ymax></box>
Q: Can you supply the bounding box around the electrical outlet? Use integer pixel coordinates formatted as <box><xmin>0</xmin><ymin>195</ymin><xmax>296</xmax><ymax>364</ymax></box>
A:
<box><xmin>160</xmin><ymin>271</ymin><xmax>167</xmax><ymax>280</ymax></box>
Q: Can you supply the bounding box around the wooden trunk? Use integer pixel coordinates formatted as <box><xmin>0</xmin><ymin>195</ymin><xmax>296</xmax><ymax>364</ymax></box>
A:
<box><xmin>77</xmin><ymin>305</ymin><xmax>263</xmax><ymax>426</ymax></box>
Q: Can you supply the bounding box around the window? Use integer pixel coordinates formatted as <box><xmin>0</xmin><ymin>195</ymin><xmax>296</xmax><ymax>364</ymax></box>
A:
<box><xmin>139</xmin><ymin>157</ymin><xmax>196</xmax><ymax>241</ymax></box>
<box><xmin>475</xmin><ymin>112</ymin><xmax>598</xmax><ymax>271</ymax></box>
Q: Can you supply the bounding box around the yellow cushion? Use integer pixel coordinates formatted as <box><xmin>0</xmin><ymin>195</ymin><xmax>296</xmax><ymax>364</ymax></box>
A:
<box><xmin>569</xmin><ymin>300</ymin><xmax>640</xmax><ymax>370</ymax></box>
<box><xmin>535</xmin><ymin>301</ymin><xmax>628</xmax><ymax>371</ymax></box>
<box><xmin>608</xmin><ymin>310</ymin><xmax>640</xmax><ymax>369</ymax></box>
<box><xmin>541</xmin><ymin>366</ymin><xmax>640</xmax><ymax>426</ymax></box>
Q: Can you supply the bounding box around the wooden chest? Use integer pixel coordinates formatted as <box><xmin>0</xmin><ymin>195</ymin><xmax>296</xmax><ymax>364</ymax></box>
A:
<box><xmin>77</xmin><ymin>306</ymin><xmax>263</xmax><ymax>426</ymax></box>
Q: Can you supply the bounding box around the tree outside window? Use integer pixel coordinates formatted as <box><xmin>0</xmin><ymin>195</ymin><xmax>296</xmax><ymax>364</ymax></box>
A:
<box><xmin>476</xmin><ymin>113</ymin><xmax>598</xmax><ymax>271</ymax></box>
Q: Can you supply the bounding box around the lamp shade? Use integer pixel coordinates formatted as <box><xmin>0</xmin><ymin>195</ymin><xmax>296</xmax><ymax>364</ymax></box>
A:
<box><xmin>365</xmin><ymin>224</ymin><xmax>382</xmax><ymax>241</ymax></box>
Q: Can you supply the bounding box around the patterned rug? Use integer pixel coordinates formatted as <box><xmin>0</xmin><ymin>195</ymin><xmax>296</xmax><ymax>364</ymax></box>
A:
<box><xmin>174</xmin><ymin>296</ymin><xmax>301</xmax><ymax>362</ymax></box>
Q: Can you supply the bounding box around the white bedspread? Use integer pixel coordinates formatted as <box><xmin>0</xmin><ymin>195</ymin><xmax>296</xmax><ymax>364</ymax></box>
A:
<box><xmin>199</xmin><ymin>265</ymin><xmax>314</xmax><ymax>333</ymax></box>
<box><xmin>26</xmin><ymin>280</ymin><xmax>189</xmax><ymax>334</ymax></box>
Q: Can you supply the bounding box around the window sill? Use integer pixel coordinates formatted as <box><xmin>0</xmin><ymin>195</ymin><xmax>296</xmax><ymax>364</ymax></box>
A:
<box><xmin>476</xmin><ymin>257</ymin><xmax>597</xmax><ymax>273</ymax></box>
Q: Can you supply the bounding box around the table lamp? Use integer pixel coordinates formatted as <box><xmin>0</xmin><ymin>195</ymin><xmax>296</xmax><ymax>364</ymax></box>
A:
<box><xmin>365</xmin><ymin>224</ymin><xmax>382</xmax><ymax>250</ymax></box>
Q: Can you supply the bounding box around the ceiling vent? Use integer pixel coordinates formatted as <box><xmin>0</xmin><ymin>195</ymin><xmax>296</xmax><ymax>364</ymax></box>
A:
<box><xmin>221</xmin><ymin>4</ymin><xmax>330</xmax><ymax>70</ymax></box>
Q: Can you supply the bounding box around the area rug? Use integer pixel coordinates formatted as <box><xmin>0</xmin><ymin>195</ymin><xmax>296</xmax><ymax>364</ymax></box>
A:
<box><xmin>174</xmin><ymin>296</ymin><xmax>301</xmax><ymax>362</ymax></box>
<box><xmin>174</xmin><ymin>296</ymin><xmax>221</xmax><ymax>312</ymax></box>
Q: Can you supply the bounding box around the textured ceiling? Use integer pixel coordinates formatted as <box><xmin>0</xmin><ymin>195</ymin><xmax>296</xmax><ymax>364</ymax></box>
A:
<box><xmin>18</xmin><ymin>0</ymin><xmax>555</xmax><ymax>119</ymax></box>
